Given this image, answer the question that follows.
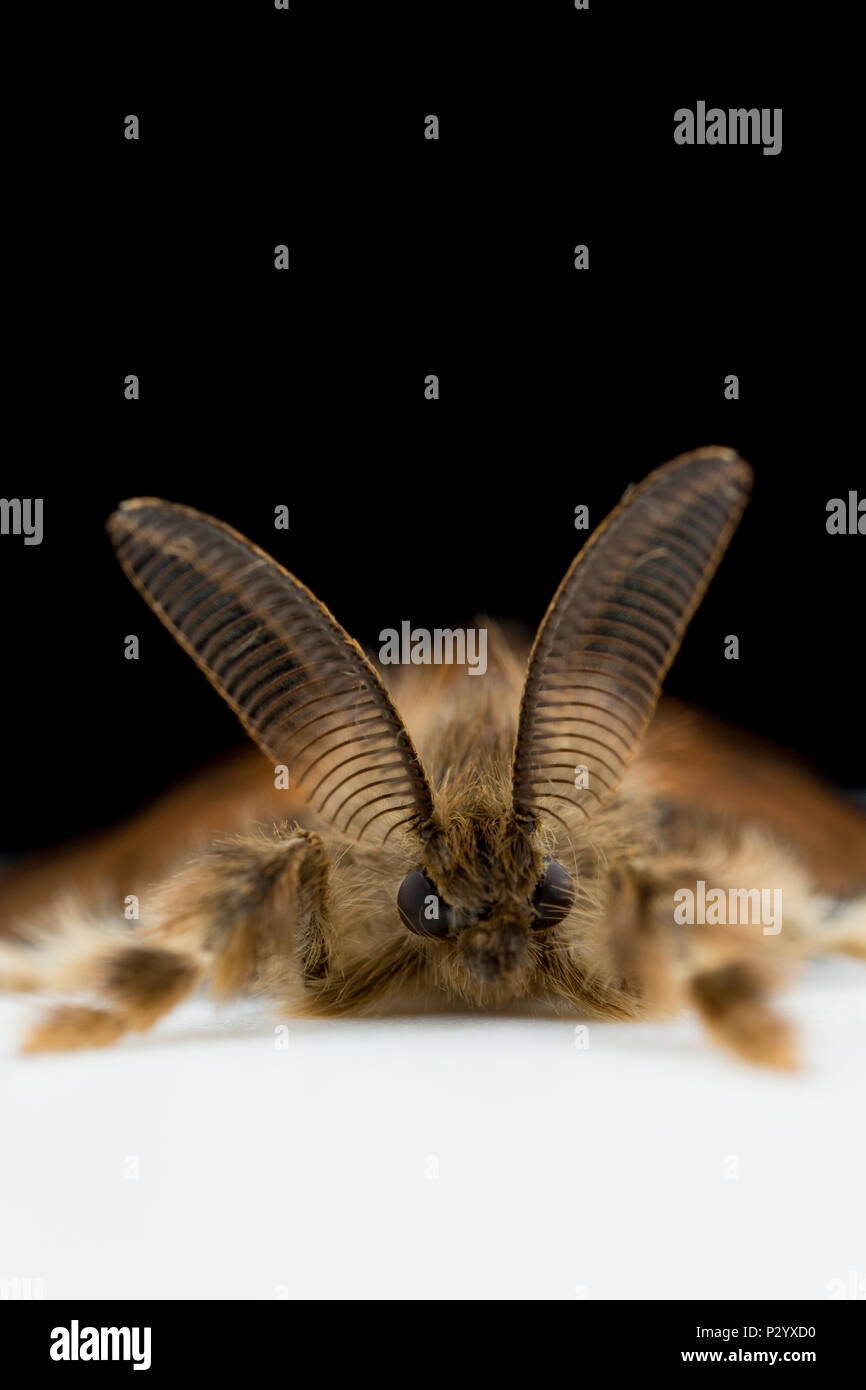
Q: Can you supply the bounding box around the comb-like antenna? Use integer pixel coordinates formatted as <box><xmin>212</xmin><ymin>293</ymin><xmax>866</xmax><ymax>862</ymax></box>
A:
<box><xmin>511</xmin><ymin>447</ymin><xmax>753</xmax><ymax>830</ymax></box>
<box><xmin>108</xmin><ymin>500</ymin><xmax>435</xmax><ymax>847</ymax></box>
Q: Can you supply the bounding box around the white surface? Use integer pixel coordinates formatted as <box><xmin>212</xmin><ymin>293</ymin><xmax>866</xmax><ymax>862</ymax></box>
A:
<box><xmin>1</xmin><ymin>959</ymin><xmax>864</xmax><ymax>1301</ymax></box>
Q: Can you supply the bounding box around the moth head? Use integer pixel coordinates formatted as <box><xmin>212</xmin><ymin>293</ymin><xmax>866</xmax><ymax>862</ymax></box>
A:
<box><xmin>399</xmin><ymin>850</ymin><xmax>577</xmax><ymax>927</ymax></box>
<box><xmin>394</xmin><ymin>812</ymin><xmax>576</xmax><ymax>995</ymax></box>
<box><xmin>392</xmin><ymin>446</ymin><xmax>753</xmax><ymax>996</ymax></box>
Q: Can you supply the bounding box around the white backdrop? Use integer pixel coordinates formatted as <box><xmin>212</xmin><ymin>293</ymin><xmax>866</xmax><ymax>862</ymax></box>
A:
<box><xmin>1</xmin><ymin>957</ymin><xmax>864</xmax><ymax>1301</ymax></box>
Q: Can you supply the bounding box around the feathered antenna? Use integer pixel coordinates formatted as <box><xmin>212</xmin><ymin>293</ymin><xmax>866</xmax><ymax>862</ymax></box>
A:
<box><xmin>108</xmin><ymin>500</ymin><xmax>435</xmax><ymax>847</ymax></box>
<box><xmin>511</xmin><ymin>447</ymin><xmax>753</xmax><ymax>831</ymax></box>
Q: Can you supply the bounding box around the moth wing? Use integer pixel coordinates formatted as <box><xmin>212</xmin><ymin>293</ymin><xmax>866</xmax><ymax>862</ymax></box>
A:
<box><xmin>641</xmin><ymin>700</ymin><xmax>866</xmax><ymax>897</ymax></box>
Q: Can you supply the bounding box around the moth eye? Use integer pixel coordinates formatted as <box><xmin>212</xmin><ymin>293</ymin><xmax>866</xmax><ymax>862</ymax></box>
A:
<box><xmin>397</xmin><ymin>869</ymin><xmax>453</xmax><ymax>939</ymax></box>
<box><xmin>531</xmin><ymin>860</ymin><xmax>575</xmax><ymax>930</ymax></box>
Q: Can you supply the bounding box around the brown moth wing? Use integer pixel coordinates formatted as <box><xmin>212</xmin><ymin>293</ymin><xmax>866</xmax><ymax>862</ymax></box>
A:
<box><xmin>0</xmin><ymin>746</ymin><xmax>286</xmax><ymax>938</ymax></box>
<box><xmin>107</xmin><ymin>500</ymin><xmax>435</xmax><ymax>849</ymax></box>
<box><xmin>640</xmin><ymin>700</ymin><xmax>866</xmax><ymax>897</ymax></box>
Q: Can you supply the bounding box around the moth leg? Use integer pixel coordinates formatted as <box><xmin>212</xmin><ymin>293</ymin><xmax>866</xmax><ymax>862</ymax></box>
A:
<box><xmin>804</xmin><ymin>894</ymin><xmax>866</xmax><ymax>960</ymax></box>
<box><xmin>689</xmin><ymin>889</ymin><xmax>866</xmax><ymax>1065</ymax></box>
<box><xmin>686</xmin><ymin>958</ymin><xmax>796</xmax><ymax>1070</ymax></box>
<box><xmin>296</xmin><ymin>933</ymin><xmax>422</xmax><ymax>1017</ymax></box>
<box><xmin>597</xmin><ymin>862</ymin><xmax>798</xmax><ymax>1069</ymax></box>
<box><xmin>16</xmin><ymin>828</ymin><xmax>331</xmax><ymax>1053</ymax></box>
<box><xmin>147</xmin><ymin>828</ymin><xmax>419</xmax><ymax>1018</ymax></box>
<box><xmin>675</xmin><ymin>868</ymin><xmax>866</xmax><ymax>1067</ymax></box>
<box><xmin>20</xmin><ymin>950</ymin><xmax>203</xmax><ymax>1054</ymax></box>
<box><xmin>194</xmin><ymin>830</ymin><xmax>332</xmax><ymax>997</ymax></box>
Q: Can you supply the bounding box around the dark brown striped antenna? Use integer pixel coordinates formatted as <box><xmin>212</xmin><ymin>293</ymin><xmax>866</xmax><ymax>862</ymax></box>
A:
<box><xmin>511</xmin><ymin>448</ymin><xmax>753</xmax><ymax>832</ymax></box>
<box><xmin>108</xmin><ymin>500</ymin><xmax>435</xmax><ymax>847</ymax></box>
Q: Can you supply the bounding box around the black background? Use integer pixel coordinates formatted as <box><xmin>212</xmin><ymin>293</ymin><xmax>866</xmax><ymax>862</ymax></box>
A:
<box><xmin>3</xmin><ymin>5</ymin><xmax>860</xmax><ymax>854</ymax></box>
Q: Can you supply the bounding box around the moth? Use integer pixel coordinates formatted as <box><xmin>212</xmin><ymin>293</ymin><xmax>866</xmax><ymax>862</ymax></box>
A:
<box><xmin>2</xmin><ymin>447</ymin><xmax>864</xmax><ymax>1064</ymax></box>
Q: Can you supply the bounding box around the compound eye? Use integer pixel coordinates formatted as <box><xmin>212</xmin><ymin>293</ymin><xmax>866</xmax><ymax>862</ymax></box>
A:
<box><xmin>397</xmin><ymin>869</ymin><xmax>453</xmax><ymax>939</ymax></box>
<box><xmin>531</xmin><ymin>860</ymin><xmax>575</xmax><ymax>930</ymax></box>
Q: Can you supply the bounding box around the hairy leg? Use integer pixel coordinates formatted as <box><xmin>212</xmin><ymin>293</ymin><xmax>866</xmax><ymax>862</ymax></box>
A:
<box><xmin>4</xmin><ymin>828</ymin><xmax>329</xmax><ymax>1051</ymax></box>
<box><xmin>538</xmin><ymin>853</ymin><xmax>807</xmax><ymax>1068</ymax></box>
<box><xmin>3</xmin><ymin>825</ymin><xmax>425</xmax><ymax>1050</ymax></box>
